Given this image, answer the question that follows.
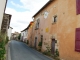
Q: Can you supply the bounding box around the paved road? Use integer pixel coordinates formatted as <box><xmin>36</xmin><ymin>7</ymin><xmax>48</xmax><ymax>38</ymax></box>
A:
<box><xmin>9</xmin><ymin>40</ymin><xmax>52</xmax><ymax>60</ymax></box>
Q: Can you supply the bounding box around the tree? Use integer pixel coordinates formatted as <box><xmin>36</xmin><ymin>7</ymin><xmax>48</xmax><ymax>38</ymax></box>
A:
<box><xmin>18</xmin><ymin>33</ymin><xmax>21</xmax><ymax>40</ymax></box>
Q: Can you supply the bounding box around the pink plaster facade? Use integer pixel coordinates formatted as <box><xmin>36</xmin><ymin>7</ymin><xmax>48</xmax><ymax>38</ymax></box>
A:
<box><xmin>27</xmin><ymin>22</ymin><xmax>34</xmax><ymax>46</ymax></box>
<box><xmin>30</xmin><ymin>0</ymin><xmax>80</xmax><ymax>60</ymax></box>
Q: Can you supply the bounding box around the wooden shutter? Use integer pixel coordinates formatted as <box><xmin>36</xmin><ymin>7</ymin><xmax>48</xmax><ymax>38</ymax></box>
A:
<box><xmin>75</xmin><ymin>28</ymin><xmax>80</xmax><ymax>52</ymax></box>
<box><xmin>76</xmin><ymin>0</ymin><xmax>80</xmax><ymax>14</ymax></box>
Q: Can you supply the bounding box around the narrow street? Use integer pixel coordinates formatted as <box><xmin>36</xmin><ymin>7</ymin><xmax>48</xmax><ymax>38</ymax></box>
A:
<box><xmin>9</xmin><ymin>40</ymin><xmax>52</xmax><ymax>60</ymax></box>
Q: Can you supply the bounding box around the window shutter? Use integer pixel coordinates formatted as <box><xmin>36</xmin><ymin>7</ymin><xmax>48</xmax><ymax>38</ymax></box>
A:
<box><xmin>76</xmin><ymin>0</ymin><xmax>80</xmax><ymax>14</ymax></box>
<box><xmin>75</xmin><ymin>28</ymin><xmax>80</xmax><ymax>52</ymax></box>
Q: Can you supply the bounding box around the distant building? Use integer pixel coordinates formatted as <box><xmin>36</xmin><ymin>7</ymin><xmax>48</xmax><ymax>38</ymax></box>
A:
<box><xmin>21</xmin><ymin>28</ymin><xmax>28</xmax><ymax>42</ymax></box>
<box><xmin>7</xmin><ymin>27</ymin><xmax>13</xmax><ymax>40</ymax></box>
<box><xmin>11</xmin><ymin>32</ymin><xmax>19</xmax><ymax>40</ymax></box>
<box><xmin>21</xmin><ymin>21</ymin><xmax>33</xmax><ymax>43</ymax></box>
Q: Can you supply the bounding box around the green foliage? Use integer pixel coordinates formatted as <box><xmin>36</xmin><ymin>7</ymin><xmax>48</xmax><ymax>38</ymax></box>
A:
<box><xmin>46</xmin><ymin>45</ymin><xmax>51</xmax><ymax>52</ymax></box>
<box><xmin>53</xmin><ymin>49</ymin><xmax>60</xmax><ymax>60</ymax></box>
<box><xmin>43</xmin><ymin>50</ymin><xmax>51</xmax><ymax>56</ymax></box>
<box><xmin>55</xmin><ymin>49</ymin><xmax>59</xmax><ymax>56</ymax></box>
<box><xmin>0</xmin><ymin>32</ymin><xmax>6</xmax><ymax>60</ymax></box>
<box><xmin>53</xmin><ymin>54</ymin><xmax>60</xmax><ymax>60</ymax></box>
<box><xmin>43</xmin><ymin>45</ymin><xmax>60</xmax><ymax>60</ymax></box>
<box><xmin>43</xmin><ymin>45</ymin><xmax>51</xmax><ymax>56</ymax></box>
<box><xmin>18</xmin><ymin>34</ymin><xmax>21</xmax><ymax>40</ymax></box>
<box><xmin>38</xmin><ymin>42</ymin><xmax>42</xmax><ymax>47</ymax></box>
<box><xmin>0</xmin><ymin>41</ymin><xmax>6</xmax><ymax>60</ymax></box>
<box><xmin>38</xmin><ymin>41</ymin><xmax>42</xmax><ymax>51</ymax></box>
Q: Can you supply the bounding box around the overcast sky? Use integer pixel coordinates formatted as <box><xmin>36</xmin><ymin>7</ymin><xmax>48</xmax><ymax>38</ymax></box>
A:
<box><xmin>5</xmin><ymin>0</ymin><xmax>49</xmax><ymax>33</ymax></box>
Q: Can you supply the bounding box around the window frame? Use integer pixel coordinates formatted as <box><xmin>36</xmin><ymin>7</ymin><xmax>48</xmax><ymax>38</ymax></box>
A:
<box><xmin>35</xmin><ymin>18</ymin><xmax>40</xmax><ymax>30</ymax></box>
<box><xmin>52</xmin><ymin>15</ymin><xmax>57</xmax><ymax>24</ymax></box>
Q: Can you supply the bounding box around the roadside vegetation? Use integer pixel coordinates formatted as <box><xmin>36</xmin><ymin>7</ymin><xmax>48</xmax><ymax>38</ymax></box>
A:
<box><xmin>0</xmin><ymin>32</ymin><xmax>9</xmax><ymax>60</ymax></box>
<box><xmin>18</xmin><ymin>33</ymin><xmax>21</xmax><ymax>40</ymax></box>
<box><xmin>42</xmin><ymin>45</ymin><xmax>60</xmax><ymax>60</ymax></box>
<box><xmin>29</xmin><ymin>42</ymin><xmax>60</xmax><ymax>60</ymax></box>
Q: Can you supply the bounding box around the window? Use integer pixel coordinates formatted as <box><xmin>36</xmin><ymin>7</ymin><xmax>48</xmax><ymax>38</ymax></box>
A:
<box><xmin>54</xmin><ymin>16</ymin><xmax>57</xmax><ymax>22</ymax></box>
<box><xmin>37</xmin><ymin>19</ymin><xmax>39</xmax><ymax>28</ymax></box>
<box><xmin>35</xmin><ymin>19</ymin><xmax>40</xmax><ymax>30</ymax></box>
<box><xmin>76</xmin><ymin>0</ymin><xmax>80</xmax><ymax>14</ymax></box>
<box><xmin>52</xmin><ymin>15</ymin><xmax>57</xmax><ymax>23</ymax></box>
<box><xmin>75</xmin><ymin>28</ymin><xmax>80</xmax><ymax>52</ymax></box>
<box><xmin>23</xmin><ymin>33</ymin><xmax>24</xmax><ymax>36</ymax></box>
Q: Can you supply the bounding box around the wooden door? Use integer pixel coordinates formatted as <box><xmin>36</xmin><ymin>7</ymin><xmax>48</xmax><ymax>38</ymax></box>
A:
<box><xmin>34</xmin><ymin>37</ymin><xmax>37</xmax><ymax>49</ymax></box>
<box><xmin>51</xmin><ymin>39</ymin><xmax>55</xmax><ymax>54</ymax></box>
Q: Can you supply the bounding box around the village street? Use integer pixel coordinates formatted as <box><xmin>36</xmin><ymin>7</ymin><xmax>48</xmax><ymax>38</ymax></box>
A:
<box><xmin>9</xmin><ymin>40</ymin><xmax>52</xmax><ymax>60</ymax></box>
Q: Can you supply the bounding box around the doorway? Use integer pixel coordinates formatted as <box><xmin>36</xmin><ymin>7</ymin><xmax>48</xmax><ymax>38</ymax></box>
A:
<box><xmin>51</xmin><ymin>39</ymin><xmax>55</xmax><ymax>54</ymax></box>
<box><xmin>34</xmin><ymin>37</ymin><xmax>37</xmax><ymax>49</ymax></box>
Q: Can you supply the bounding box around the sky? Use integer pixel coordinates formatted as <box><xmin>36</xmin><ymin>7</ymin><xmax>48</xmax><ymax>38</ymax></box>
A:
<box><xmin>5</xmin><ymin>0</ymin><xmax>49</xmax><ymax>33</ymax></box>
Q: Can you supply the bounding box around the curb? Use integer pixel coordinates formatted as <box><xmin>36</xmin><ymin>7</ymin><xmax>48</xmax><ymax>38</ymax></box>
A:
<box><xmin>7</xmin><ymin>41</ymin><xmax>11</xmax><ymax>60</ymax></box>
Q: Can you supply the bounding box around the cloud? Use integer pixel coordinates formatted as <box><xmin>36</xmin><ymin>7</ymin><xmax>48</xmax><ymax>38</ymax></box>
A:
<box><xmin>5</xmin><ymin>7</ymin><xmax>33</xmax><ymax>32</ymax></box>
<box><xmin>6</xmin><ymin>0</ymin><xmax>49</xmax><ymax>33</ymax></box>
<box><xmin>11</xmin><ymin>1</ymin><xmax>24</xmax><ymax>9</ymax></box>
<box><xmin>11</xmin><ymin>0</ymin><xmax>49</xmax><ymax>14</ymax></box>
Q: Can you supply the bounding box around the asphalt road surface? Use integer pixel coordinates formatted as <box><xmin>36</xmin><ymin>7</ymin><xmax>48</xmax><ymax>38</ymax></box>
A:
<box><xmin>9</xmin><ymin>40</ymin><xmax>52</xmax><ymax>60</ymax></box>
